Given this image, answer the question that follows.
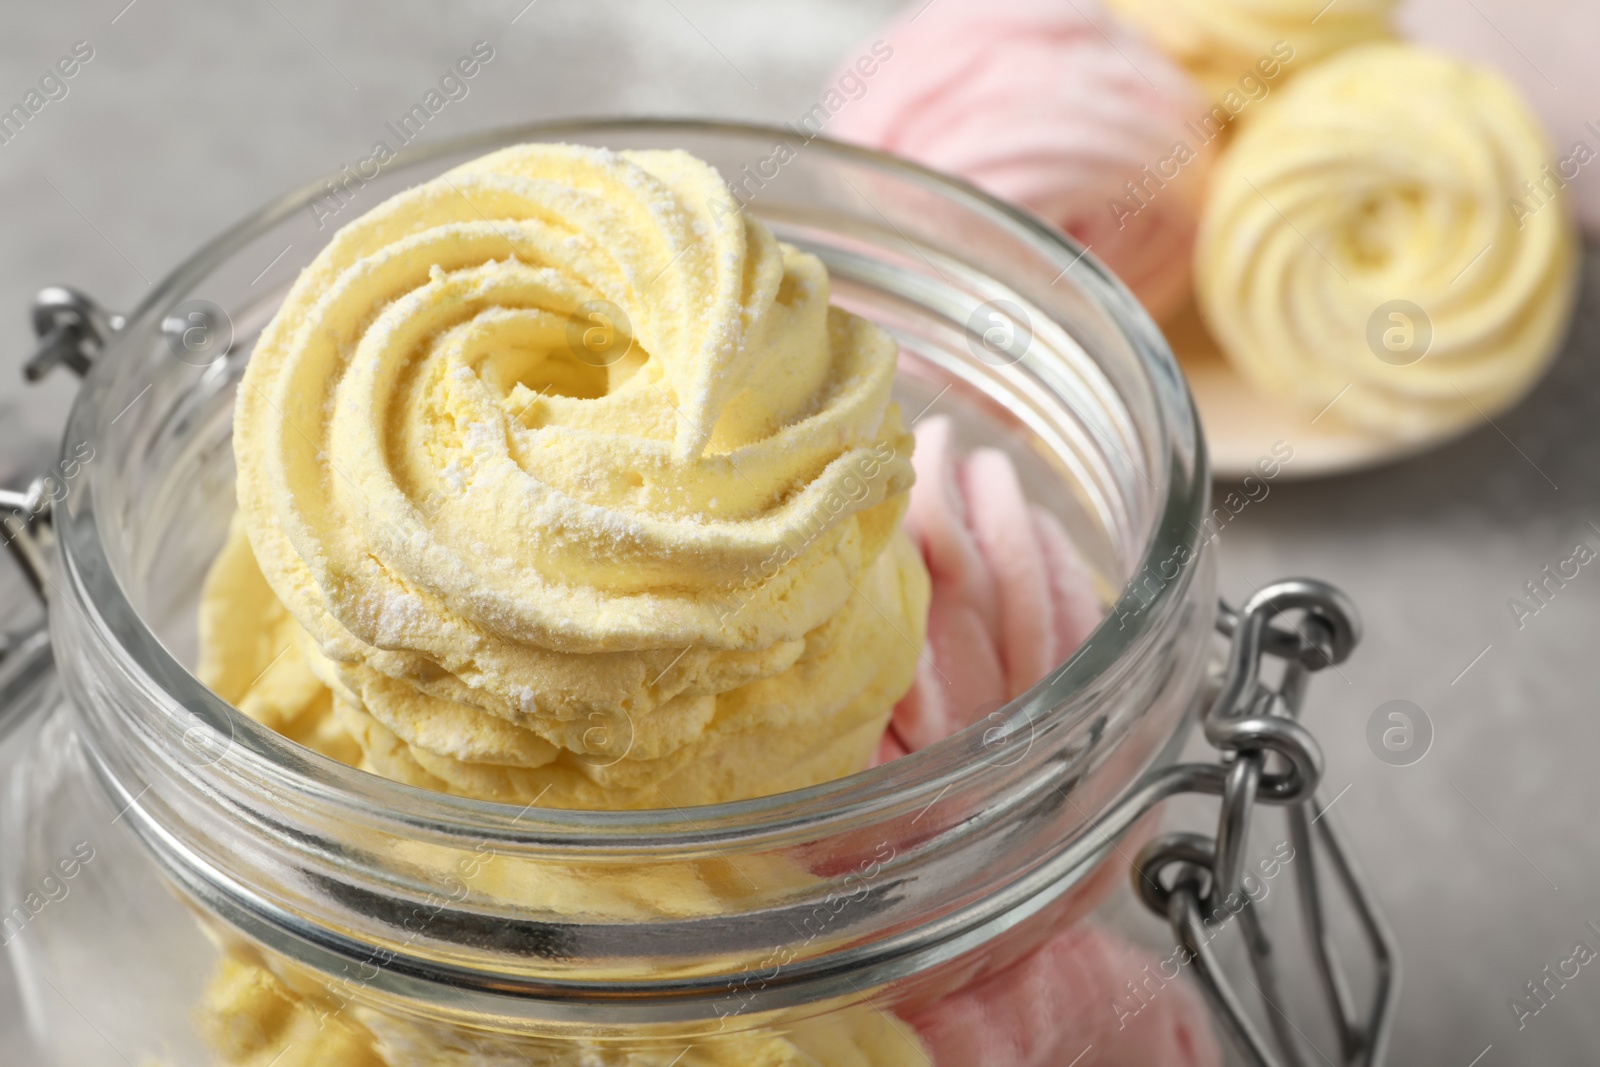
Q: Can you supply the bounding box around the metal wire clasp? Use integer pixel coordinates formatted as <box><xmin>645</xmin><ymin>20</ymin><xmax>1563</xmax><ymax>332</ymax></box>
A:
<box><xmin>25</xmin><ymin>285</ymin><xmax>123</xmax><ymax>382</ymax></box>
<box><xmin>1</xmin><ymin>287</ymin><xmax>123</xmax><ymax>603</ymax></box>
<box><xmin>1133</xmin><ymin>580</ymin><xmax>1399</xmax><ymax>1067</ymax></box>
<box><xmin>0</xmin><ymin>479</ymin><xmax>56</xmax><ymax>601</ymax></box>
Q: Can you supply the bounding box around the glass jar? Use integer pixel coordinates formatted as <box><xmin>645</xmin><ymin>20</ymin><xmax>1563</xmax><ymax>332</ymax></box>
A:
<box><xmin>0</xmin><ymin>120</ymin><xmax>1390</xmax><ymax>1067</ymax></box>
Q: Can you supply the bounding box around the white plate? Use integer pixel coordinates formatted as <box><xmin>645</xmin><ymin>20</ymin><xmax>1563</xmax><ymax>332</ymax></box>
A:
<box><xmin>1163</xmin><ymin>300</ymin><xmax>1461</xmax><ymax>481</ymax></box>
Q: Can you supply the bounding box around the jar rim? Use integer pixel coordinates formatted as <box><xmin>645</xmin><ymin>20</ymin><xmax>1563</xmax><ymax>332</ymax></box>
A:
<box><xmin>52</xmin><ymin>116</ymin><xmax>1209</xmax><ymax>847</ymax></box>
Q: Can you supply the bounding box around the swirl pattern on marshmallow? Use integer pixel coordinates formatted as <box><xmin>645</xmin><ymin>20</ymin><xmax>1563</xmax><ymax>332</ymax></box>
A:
<box><xmin>829</xmin><ymin>0</ymin><xmax>1214</xmax><ymax>320</ymax></box>
<box><xmin>220</xmin><ymin>143</ymin><xmax>928</xmax><ymax>809</ymax></box>
<box><xmin>1104</xmin><ymin>0</ymin><xmax>1394</xmax><ymax>99</ymax></box>
<box><xmin>1195</xmin><ymin>44</ymin><xmax>1580</xmax><ymax>440</ymax></box>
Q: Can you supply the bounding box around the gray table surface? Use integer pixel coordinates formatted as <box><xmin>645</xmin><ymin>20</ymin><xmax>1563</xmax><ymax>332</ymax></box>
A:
<box><xmin>1</xmin><ymin>3</ymin><xmax>1597</xmax><ymax>1065</ymax></box>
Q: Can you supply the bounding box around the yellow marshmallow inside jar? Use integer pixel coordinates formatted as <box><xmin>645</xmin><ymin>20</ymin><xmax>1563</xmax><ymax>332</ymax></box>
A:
<box><xmin>1194</xmin><ymin>42</ymin><xmax>1579</xmax><ymax>442</ymax></box>
<box><xmin>193</xmin><ymin>143</ymin><xmax>934</xmax><ymax>1067</ymax></box>
<box><xmin>198</xmin><ymin>940</ymin><xmax>926</xmax><ymax>1067</ymax></box>
<box><xmin>203</xmin><ymin>142</ymin><xmax>929</xmax><ymax>811</ymax></box>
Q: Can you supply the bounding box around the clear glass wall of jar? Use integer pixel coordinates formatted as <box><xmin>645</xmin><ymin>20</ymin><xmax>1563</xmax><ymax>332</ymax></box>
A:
<box><xmin>0</xmin><ymin>121</ymin><xmax>1223</xmax><ymax>1066</ymax></box>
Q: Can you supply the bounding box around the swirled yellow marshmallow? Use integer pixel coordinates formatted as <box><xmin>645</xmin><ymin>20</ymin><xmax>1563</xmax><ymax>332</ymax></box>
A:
<box><xmin>201</xmin><ymin>143</ymin><xmax>930</xmax><ymax>811</ymax></box>
<box><xmin>195</xmin><ymin>143</ymin><xmax>932</xmax><ymax>1065</ymax></box>
<box><xmin>1103</xmin><ymin>0</ymin><xmax>1393</xmax><ymax>99</ymax></box>
<box><xmin>1194</xmin><ymin>43</ymin><xmax>1579</xmax><ymax>440</ymax></box>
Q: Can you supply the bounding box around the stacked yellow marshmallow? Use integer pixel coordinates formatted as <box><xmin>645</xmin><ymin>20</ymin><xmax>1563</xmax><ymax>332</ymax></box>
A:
<box><xmin>195</xmin><ymin>144</ymin><xmax>935</xmax><ymax>1066</ymax></box>
<box><xmin>201</xmin><ymin>143</ymin><xmax>929</xmax><ymax>812</ymax></box>
<box><xmin>198</xmin><ymin>941</ymin><xmax>925</xmax><ymax>1067</ymax></box>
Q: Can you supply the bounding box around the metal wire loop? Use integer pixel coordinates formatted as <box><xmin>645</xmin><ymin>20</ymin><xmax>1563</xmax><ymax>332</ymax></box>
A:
<box><xmin>1208</xmin><ymin>715</ymin><xmax>1322</xmax><ymax>803</ymax></box>
<box><xmin>1128</xmin><ymin>580</ymin><xmax>1397</xmax><ymax>1067</ymax></box>
<box><xmin>1133</xmin><ymin>831</ymin><xmax>1215</xmax><ymax>918</ymax></box>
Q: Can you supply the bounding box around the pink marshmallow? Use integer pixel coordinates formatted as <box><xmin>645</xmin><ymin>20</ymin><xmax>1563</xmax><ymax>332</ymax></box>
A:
<box><xmin>870</xmin><ymin>425</ymin><xmax>1216</xmax><ymax>1067</ymax></box>
<box><xmin>884</xmin><ymin>417</ymin><xmax>1102</xmax><ymax>758</ymax></box>
<box><xmin>901</xmin><ymin>923</ymin><xmax>1221</xmax><ymax>1067</ymax></box>
<box><xmin>905</xmin><ymin>415</ymin><xmax>998</xmax><ymax>634</ymax></box>
<box><xmin>829</xmin><ymin>0</ymin><xmax>1215</xmax><ymax>320</ymax></box>
<box><xmin>1032</xmin><ymin>506</ymin><xmax>1102</xmax><ymax>664</ymax></box>
<box><xmin>960</xmin><ymin>448</ymin><xmax>1057</xmax><ymax>698</ymax></box>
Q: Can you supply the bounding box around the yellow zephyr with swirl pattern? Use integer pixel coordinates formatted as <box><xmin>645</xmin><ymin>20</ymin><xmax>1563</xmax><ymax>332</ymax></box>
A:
<box><xmin>206</xmin><ymin>143</ymin><xmax>929</xmax><ymax>810</ymax></box>
<box><xmin>1194</xmin><ymin>43</ymin><xmax>1579</xmax><ymax>441</ymax></box>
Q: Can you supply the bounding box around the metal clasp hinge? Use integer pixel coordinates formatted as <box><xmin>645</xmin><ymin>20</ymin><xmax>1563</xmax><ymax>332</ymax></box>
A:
<box><xmin>4</xmin><ymin>286</ymin><xmax>122</xmax><ymax>602</ymax></box>
<box><xmin>25</xmin><ymin>285</ymin><xmax>124</xmax><ymax>382</ymax></box>
<box><xmin>1133</xmin><ymin>580</ymin><xmax>1400</xmax><ymax>1067</ymax></box>
<box><xmin>0</xmin><ymin>479</ymin><xmax>56</xmax><ymax>602</ymax></box>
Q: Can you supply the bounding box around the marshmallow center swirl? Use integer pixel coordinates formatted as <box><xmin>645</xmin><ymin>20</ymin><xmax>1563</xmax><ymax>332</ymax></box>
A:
<box><xmin>233</xmin><ymin>145</ymin><xmax>923</xmax><ymax>807</ymax></box>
